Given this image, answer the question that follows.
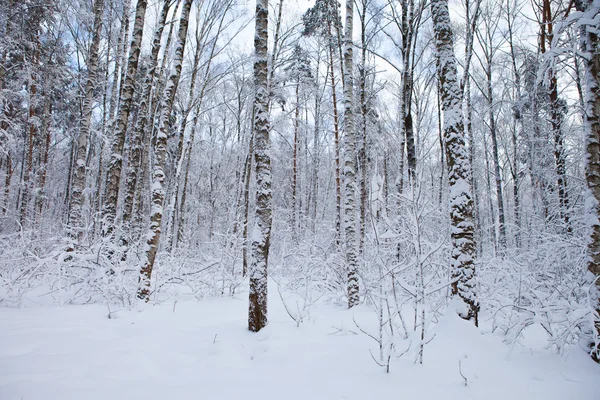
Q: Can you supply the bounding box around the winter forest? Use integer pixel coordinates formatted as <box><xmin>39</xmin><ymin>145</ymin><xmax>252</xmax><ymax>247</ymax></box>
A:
<box><xmin>1</xmin><ymin>0</ymin><xmax>600</xmax><ymax>397</ymax></box>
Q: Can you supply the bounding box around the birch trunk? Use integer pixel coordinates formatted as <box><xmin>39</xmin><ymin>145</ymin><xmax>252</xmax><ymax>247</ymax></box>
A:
<box><xmin>343</xmin><ymin>0</ymin><xmax>359</xmax><ymax>308</ymax></box>
<box><xmin>248</xmin><ymin>0</ymin><xmax>272</xmax><ymax>332</ymax></box>
<box><xmin>576</xmin><ymin>0</ymin><xmax>600</xmax><ymax>362</ymax></box>
<box><xmin>329</xmin><ymin>41</ymin><xmax>342</xmax><ymax>248</ymax></box>
<box><xmin>431</xmin><ymin>0</ymin><xmax>478</xmax><ymax>324</ymax></box>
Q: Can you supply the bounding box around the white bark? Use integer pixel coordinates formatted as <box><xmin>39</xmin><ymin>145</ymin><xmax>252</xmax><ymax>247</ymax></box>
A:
<box><xmin>248</xmin><ymin>0</ymin><xmax>272</xmax><ymax>332</ymax></box>
<box><xmin>343</xmin><ymin>0</ymin><xmax>359</xmax><ymax>308</ymax></box>
<box><xmin>430</xmin><ymin>0</ymin><xmax>478</xmax><ymax>324</ymax></box>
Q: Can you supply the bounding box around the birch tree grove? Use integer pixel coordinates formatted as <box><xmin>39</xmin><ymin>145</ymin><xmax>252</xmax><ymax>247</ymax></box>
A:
<box><xmin>4</xmin><ymin>0</ymin><xmax>600</xmax><ymax>367</ymax></box>
<box><xmin>431</xmin><ymin>0</ymin><xmax>479</xmax><ymax>324</ymax></box>
<box><xmin>137</xmin><ymin>0</ymin><xmax>193</xmax><ymax>302</ymax></box>
<box><xmin>248</xmin><ymin>0</ymin><xmax>272</xmax><ymax>332</ymax></box>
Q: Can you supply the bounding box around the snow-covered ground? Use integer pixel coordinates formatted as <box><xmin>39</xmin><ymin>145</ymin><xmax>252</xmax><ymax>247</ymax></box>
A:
<box><xmin>1</xmin><ymin>283</ymin><xmax>599</xmax><ymax>399</ymax></box>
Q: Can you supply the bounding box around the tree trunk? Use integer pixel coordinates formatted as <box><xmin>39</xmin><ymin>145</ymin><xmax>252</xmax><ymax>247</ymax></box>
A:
<box><xmin>343</xmin><ymin>0</ymin><xmax>359</xmax><ymax>308</ymax></box>
<box><xmin>486</xmin><ymin>65</ymin><xmax>507</xmax><ymax>250</ymax></box>
<box><xmin>358</xmin><ymin>0</ymin><xmax>368</xmax><ymax>258</ymax></box>
<box><xmin>576</xmin><ymin>0</ymin><xmax>600</xmax><ymax>362</ymax></box>
<box><xmin>292</xmin><ymin>83</ymin><xmax>299</xmax><ymax>238</ymax></box>
<box><xmin>540</xmin><ymin>0</ymin><xmax>570</xmax><ymax>232</ymax></box>
<box><xmin>3</xmin><ymin>153</ymin><xmax>12</xmax><ymax>215</ymax></box>
<box><xmin>329</xmin><ymin>43</ymin><xmax>342</xmax><ymax>248</ymax></box>
<box><xmin>248</xmin><ymin>0</ymin><xmax>272</xmax><ymax>332</ymax></box>
<box><xmin>35</xmin><ymin>101</ymin><xmax>51</xmax><ymax>223</ymax></box>
<box><xmin>242</xmin><ymin>131</ymin><xmax>253</xmax><ymax>277</ymax></box>
<box><xmin>20</xmin><ymin>77</ymin><xmax>38</xmax><ymax>227</ymax></box>
<box><xmin>431</xmin><ymin>0</ymin><xmax>478</xmax><ymax>324</ymax></box>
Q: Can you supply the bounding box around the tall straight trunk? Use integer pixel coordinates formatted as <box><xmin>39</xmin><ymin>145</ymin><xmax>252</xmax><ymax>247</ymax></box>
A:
<box><xmin>248</xmin><ymin>0</ymin><xmax>272</xmax><ymax>332</ymax></box>
<box><xmin>242</xmin><ymin>131</ymin><xmax>253</xmax><ymax>277</ymax></box>
<box><xmin>576</xmin><ymin>0</ymin><xmax>600</xmax><ymax>362</ymax></box>
<box><xmin>397</xmin><ymin>100</ymin><xmax>406</xmax><ymax>196</ymax></box>
<box><xmin>103</xmin><ymin>0</ymin><xmax>148</xmax><ymax>237</ymax></box>
<box><xmin>540</xmin><ymin>0</ymin><xmax>570</xmax><ymax>232</ymax></box>
<box><xmin>437</xmin><ymin>79</ymin><xmax>444</xmax><ymax>205</ymax></box>
<box><xmin>35</xmin><ymin>101</ymin><xmax>51</xmax><ymax>222</ymax></box>
<box><xmin>485</xmin><ymin>65</ymin><xmax>507</xmax><ymax>250</ymax></box>
<box><xmin>328</xmin><ymin>38</ymin><xmax>342</xmax><ymax>247</ymax></box>
<box><xmin>63</xmin><ymin>139</ymin><xmax>75</xmax><ymax>221</ymax></box>
<box><xmin>358</xmin><ymin>0</ymin><xmax>368</xmax><ymax>257</ymax></box>
<box><xmin>343</xmin><ymin>0</ymin><xmax>359</xmax><ymax>308</ymax></box>
<box><xmin>401</xmin><ymin>0</ymin><xmax>416</xmax><ymax>183</ymax></box>
<box><xmin>465</xmin><ymin>78</ymin><xmax>481</xmax><ymax>256</ymax></box>
<box><xmin>20</xmin><ymin>78</ymin><xmax>38</xmax><ymax>227</ymax></box>
<box><xmin>483</xmin><ymin>131</ymin><xmax>498</xmax><ymax>254</ymax></box>
<box><xmin>312</xmin><ymin>89</ymin><xmax>320</xmax><ymax>230</ymax></box>
<box><xmin>68</xmin><ymin>0</ymin><xmax>104</xmax><ymax>241</ymax></box>
<box><xmin>122</xmin><ymin>0</ymin><xmax>171</xmax><ymax>239</ymax></box>
<box><xmin>506</xmin><ymin>0</ymin><xmax>521</xmax><ymax>247</ymax></box>
<box><xmin>137</xmin><ymin>0</ymin><xmax>193</xmax><ymax>302</ymax></box>
<box><xmin>431</xmin><ymin>0</ymin><xmax>478</xmax><ymax>324</ymax></box>
<box><xmin>292</xmin><ymin>83</ymin><xmax>300</xmax><ymax>238</ymax></box>
<box><xmin>3</xmin><ymin>153</ymin><xmax>12</xmax><ymax>215</ymax></box>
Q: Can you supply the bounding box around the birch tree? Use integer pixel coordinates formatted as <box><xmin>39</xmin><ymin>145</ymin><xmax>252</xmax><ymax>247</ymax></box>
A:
<box><xmin>572</xmin><ymin>0</ymin><xmax>600</xmax><ymax>362</ymax></box>
<box><xmin>343</xmin><ymin>0</ymin><xmax>360</xmax><ymax>308</ymax></box>
<box><xmin>431</xmin><ymin>0</ymin><xmax>479</xmax><ymax>324</ymax></box>
<box><xmin>248</xmin><ymin>0</ymin><xmax>272</xmax><ymax>332</ymax></box>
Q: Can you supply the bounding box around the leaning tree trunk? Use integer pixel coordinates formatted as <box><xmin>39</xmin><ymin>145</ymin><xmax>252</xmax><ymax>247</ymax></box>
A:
<box><xmin>137</xmin><ymin>0</ymin><xmax>193</xmax><ymax>302</ymax></box>
<box><xmin>248</xmin><ymin>0</ymin><xmax>272</xmax><ymax>332</ymax></box>
<box><xmin>342</xmin><ymin>0</ymin><xmax>359</xmax><ymax>309</ymax></box>
<box><xmin>102</xmin><ymin>0</ymin><xmax>148</xmax><ymax>238</ymax></box>
<box><xmin>430</xmin><ymin>0</ymin><xmax>478</xmax><ymax>325</ymax></box>
<box><xmin>68</xmin><ymin>0</ymin><xmax>104</xmax><ymax>242</ymax></box>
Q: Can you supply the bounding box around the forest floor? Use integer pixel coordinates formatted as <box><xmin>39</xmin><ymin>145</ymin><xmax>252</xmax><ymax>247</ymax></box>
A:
<box><xmin>1</xmin><ymin>281</ymin><xmax>599</xmax><ymax>399</ymax></box>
